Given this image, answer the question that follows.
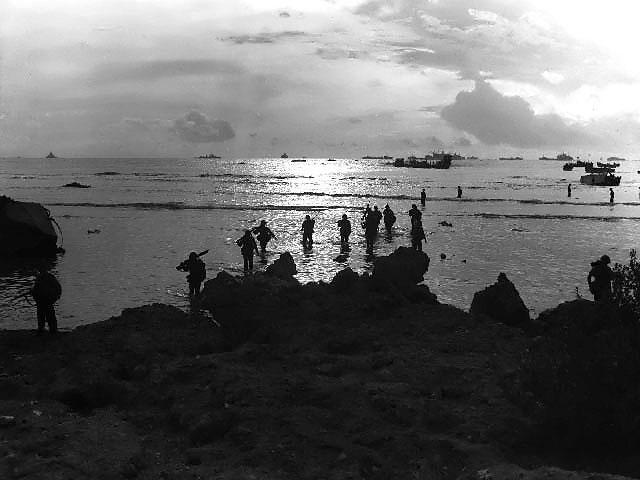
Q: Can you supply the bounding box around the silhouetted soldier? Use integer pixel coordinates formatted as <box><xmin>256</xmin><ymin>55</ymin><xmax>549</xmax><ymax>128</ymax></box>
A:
<box><xmin>301</xmin><ymin>215</ymin><xmax>315</xmax><ymax>249</ymax></box>
<box><xmin>236</xmin><ymin>230</ymin><xmax>259</xmax><ymax>272</ymax></box>
<box><xmin>177</xmin><ymin>251</ymin><xmax>207</xmax><ymax>296</ymax></box>
<box><xmin>567</xmin><ymin>184</ymin><xmax>572</xmax><ymax>197</ymax></box>
<box><xmin>408</xmin><ymin>204</ymin><xmax>422</xmax><ymax>226</ymax></box>
<box><xmin>457</xmin><ymin>186</ymin><xmax>462</xmax><ymax>198</ymax></box>
<box><xmin>31</xmin><ymin>267</ymin><xmax>61</xmax><ymax>333</ymax></box>
<box><xmin>610</xmin><ymin>188</ymin><xmax>614</xmax><ymax>204</ymax></box>
<box><xmin>364</xmin><ymin>215</ymin><xmax>377</xmax><ymax>254</ymax></box>
<box><xmin>338</xmin><ymin>214</ymin><xmax>351</xmax><ymax>245</ymax></box>
<box><xmin>587</xmin><ymin>255</ymin><xmax>613</xmax><ymax>302</ymax></box>
<box><xmin>361</xmin><ymin>204</ymin><xmax>372</xmax><ymax>225</ymax></box>
<box><xmin>410</xmin><ymin>219</ymin><xmax>426</xmax><ymax>251</ymax></box>
<box><xmin>420</xmin><ymin>188</ymin><xmax>426</xmax><ymax>206</ymax></box>
<box><xmin>252</xmin><ymin>220</ymin><xmax>276</xmax><ymax>253</ymax></box>
<box><xmin>371</xmin><ymin>205</ymin><xmax>382</xmax><ymax>231</ymax></box>
<box><xmin>383</xmin><ymin>204</ymin><xmax>396</xmax><ymax>232</ymax></box>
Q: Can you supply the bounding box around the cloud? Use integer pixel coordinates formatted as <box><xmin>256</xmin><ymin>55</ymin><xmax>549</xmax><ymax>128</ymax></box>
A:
<box><xmin>426</xmin><ymin>135</ymin><xmax>445</xmax><ymax>148</ymax></box>
<box><xmin>169</xmin><ymin>110</ymin><xmax>235</xmax><ymax>143</ymax></box>
<box><xmin>221</xmin><ymin>31</ymin><xmax>307</xmax><ymax>44</ymax></box>
<box><xmin>452</xmin><ymin>136</ymin><xmax>472</xmax><ymax>146</ymax></box>
<box><xmin>441</xmin><ymin>80</ymin><xmax>594</xmax><ymax>147</ymax></box>
<box><xmin>92</xmin><ymin>59</ymin><xmax>245</xmax><ymax>85</ymax></box>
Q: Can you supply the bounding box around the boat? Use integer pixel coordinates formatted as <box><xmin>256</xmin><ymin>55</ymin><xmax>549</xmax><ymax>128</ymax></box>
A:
<box><xmin>607</xmin><ymin>156</ymin><xmax>626</xmax><ymax>162</ymax></box>
<box><xmin>466</xmin><ymin>156</ymin><xmax>479</xmax><ymax>160</ymax></box>
<box><xmin>394</xmin><ymin>151</ymin><xmax>453</xmax><ymax>169</ymax></box>
<box><xmin>499</xmin><ymin>156</ymin><xmax>523</xmax><ymax>160</ymax></box>
<box><xmin>597</xmin><ymin>161</ymin><xmax>620</xmax><ymax>168</ymax></box>
<box><xmin>46</xmin><ymin>152</ymin><xmax>57</xmax><ymax>159</ymax></box>
<box><xmin>362</xmin><ymin>155</ymin><xmax>393</xmax><ymax>160</ymax></box>
<box><xmin>584</xmin><ymin>163</ymin><xmax>615</xmax><ymax>173</ymax></box>
<box><xmin>0</xmin><ymin>196</ymin><xmax>61</xmax><ymax>256</ymax></box>
<box><xmin>540</xmin><ymin>153</ymin><xmax>573</xmax><ymax>161</ymax></box>
<box><xmin>563</xmin><ymin>163</ymin><xmax>574</xmax><ymax>171</ymax></box>
<box><xmin>291</xmin><ymin>159</ymin><xmax>306</xmax><ymax>162</ymax></box>
<box><xmin>327</xmin><ymin>158</ymin><xmax>336</xmax><ymax>162</ymax></box>
<box><xmin>196</xmin><ymin>154</ymin><xmax>221</xmax><ymax>159</ymax></box>
<box><xmin>580</xmin><ymin>173</ymin><xmax>621</xmax><ymax>186</ymax></box>
<box><xmin>281</xmin><ymin>153</ymin><xmax>288</xmax><ymax>159</ymax></box>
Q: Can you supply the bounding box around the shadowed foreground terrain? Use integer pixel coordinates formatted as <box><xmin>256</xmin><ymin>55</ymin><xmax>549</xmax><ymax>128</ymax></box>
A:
<box><xmin>1</xmin><ymin>249</ymin><xmax>639</xmax><ymax>479</ymax></box>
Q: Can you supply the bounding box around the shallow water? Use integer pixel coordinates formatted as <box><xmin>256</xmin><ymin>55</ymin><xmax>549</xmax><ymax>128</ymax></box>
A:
<box><xmin>1</xmin><ymin>156</ymin><xmax>639</xmax><ymax>329</ymax></box>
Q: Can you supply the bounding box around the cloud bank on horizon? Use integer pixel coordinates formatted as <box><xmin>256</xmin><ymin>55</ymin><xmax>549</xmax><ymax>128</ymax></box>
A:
<box><xmin>1</xmin><ymin>0</ymin><xmax>639</xmax><ymax>157</ymax></box>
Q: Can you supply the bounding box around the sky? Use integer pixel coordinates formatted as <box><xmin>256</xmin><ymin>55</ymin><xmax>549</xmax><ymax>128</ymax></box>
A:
<box><xmin>1</xmin><ymin>0</ymin><xmax>639</xmax><ymax>158</ymax></box>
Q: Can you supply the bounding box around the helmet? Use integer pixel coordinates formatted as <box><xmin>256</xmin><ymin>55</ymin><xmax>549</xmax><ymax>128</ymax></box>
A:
<box><xmin>189</xmin><ymin>252</ymin><xmax>197</xmax><ymax>259</ymax></box>
<box><xmin>600</xmin><ymin>255</ymin><xmax>611</xmax><ymax>264</ymax></box>
<box><xmin>260</xmin><ymin>220</ymin><xmax>266</xmax><ymax>225</ymax></box>
<box><xmin>342</xmin><ymin>214</ymin><xmax>347</xmax><ymax>219</ymax></box>
<box><xmin>305</xmin><ymin>215</ymin><xmax>310</xmax><ymax>220</ymax></box>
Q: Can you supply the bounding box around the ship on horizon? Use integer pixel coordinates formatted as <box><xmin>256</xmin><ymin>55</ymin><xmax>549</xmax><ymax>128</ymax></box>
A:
<box><xmin>195</xmin><ymin>154</ymin><xmax>221</xmax><ymax>159</ymax></box>
<box><xmin>45</xmin><ymin>152</ymin><xmax>57</xmax><ymax>159</ymax></box>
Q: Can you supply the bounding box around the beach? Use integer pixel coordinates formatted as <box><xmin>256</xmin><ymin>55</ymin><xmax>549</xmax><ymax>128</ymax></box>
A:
<box><xmin>2</xmin><ymin>156</ymin><xmax>639</xmax><ymax>329</ymax></box>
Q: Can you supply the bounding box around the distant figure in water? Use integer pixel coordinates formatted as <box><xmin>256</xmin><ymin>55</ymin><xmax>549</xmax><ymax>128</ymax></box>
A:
<box><xmin>31</xmin><ymin>267</ymin><xmax>61</xmax><ymax>333</ymax></box>
<box><xmin>420</xmin><ymin>188</ymin><xmax>426</xmax><ymax>206</ymax></box>
<box><xmin>364</xmin><ymin>212</ymin><xmax>378</xmax><ymax>254</ymax></box>
<box><xmin>252</xmin><ymin>220</ymin><xmax>276</xmax><ymax>253</ymax></box>
<box><xmin>408</xmin><ymin>204</ymin><xmax>422</xmax><ymax>226</ymax></box>
<box><xmin>610</xmin><ymin>188</ymin><xmax>614</xmax><ymax>204</ymax></box>
<box><xmin>301</xmin><ymin>215</ymin><xmax>315</xmax><ymax>249</ymax></box>
<box><xmin>177</xmin><ymin>251</ymin><xmax>207</xmax><ymax>296</ymax></box>
<box><xmin>338</xmin><ymin>214</ymin><xmax>351</xmax><ymax>245</ymax></box>
<box><xmin>236</xmin><ymin>230</ymin><xmax>259</xmax><ymax>272</ymax></box>
<box><xmin>410</xmin><ymin>218</ymin><xmax>426</xmax><ymax>251</ymax></box>
<box><xmin>383</xmin><ymin>204</ymin><xmax>396</xmax><ymax>232</ymax></box>
<box><xmin>457</xmin><ymin>186</ymin><xmax>462</xmax><ymax>199</ymax></box>
<box><xmin>568</xmin><ymin>184</ymin><xmax>572</xmax><ymax>198</ymax></box>
<box><xmin>587</xmin><ymin>255</ymin><xmax>613</xmax><ymax>302</ymax></box>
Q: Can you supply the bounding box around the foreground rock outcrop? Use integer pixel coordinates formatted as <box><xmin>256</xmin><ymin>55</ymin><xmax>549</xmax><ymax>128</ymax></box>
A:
<box><xmin>470</xmin><ymin>272</ymin><xmax>530</xmax><ymax>326</ymax></box>
<box><xmin>0</xmin><ymin>196</ymin><xmax>60</xmax><ymax>256</ymax></box>
<box><xmin>1</xmin><ymin>250</ymin><xmax>639</xmax><ymax>479</ymax></box>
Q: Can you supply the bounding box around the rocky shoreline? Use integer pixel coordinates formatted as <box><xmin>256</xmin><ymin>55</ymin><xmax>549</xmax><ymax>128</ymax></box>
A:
<box><xmin>1</xmin><ymin>248</ymin><xmax>639</xmax><ymax>479</ymax></box>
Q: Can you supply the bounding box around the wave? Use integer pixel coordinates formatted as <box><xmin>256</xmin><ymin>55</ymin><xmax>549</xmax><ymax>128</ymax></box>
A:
<box><xmin>198</xmin><ymin>173</ymin><xmax>313</xmax><ymax>180</ymax></box>
<box><xmin>47</xmin><ymin>202</ymin><xmax>348</xmax><ymax>212</ymax></box>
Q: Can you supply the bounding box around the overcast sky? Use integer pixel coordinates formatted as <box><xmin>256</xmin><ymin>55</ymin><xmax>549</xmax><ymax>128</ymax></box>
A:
<box><xmin>1</xmin><ymin>0</ymin><xmax>639</xmax><ymax>158</ymax></box>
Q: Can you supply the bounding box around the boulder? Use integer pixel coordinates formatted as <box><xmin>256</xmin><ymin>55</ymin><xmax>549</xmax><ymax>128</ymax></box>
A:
<box><xmin>199</xmin><ymin>270</ymin><xmax>243</xmax><ymax>309</ymax></box>
<box><xmin>372</xmin><ymin>246</ymin><xmax>430</xmax><ymax>286</ymax></box>
<box><xmin>330</xmin><ymin>267</ymin><xmax>359</xmax><ymax>293</ymax></box>
<box><xmin>470</xmin><ymin>272</ymin><xmax>530</xmax><ymax>326</ymax></box>
<box><xmin>265</xmin><ymin>252</ymin><xmax>297</xmax><ymax>279</ymax></box>
<box><xmin>0</xmin><ymin>196</ymin><xmax>59</xmax><ymax>256</ymax></box>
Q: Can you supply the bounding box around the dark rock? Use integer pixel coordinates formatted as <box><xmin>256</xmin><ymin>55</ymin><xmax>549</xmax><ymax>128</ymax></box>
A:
<box><xmin>373</xmin><ymin>246</ymin><xmax>430</xmax><ymax>286</ymax></box>
<box><xmin>265</xmin><ymin>251</ymin><xmax>297</xmax><ymax>279</ymax></box>
<box><xmin>470</xmin><ymin>272</ymin><xmax>530</xmax><ymax>326</ymax></box>
<box><xmin>330</xmin><ymin>267</ymin><xmax>359</xmax><ymax>292</ymax></box>
<box><xmin>0</xmin><ymin>196</ymin><xmax>59</xmax><ymax>256</ymax></box>
<box><xmin>62</xmin><ymin>181</ymin><xmax>91</xmax><ymax>188</ymax></box>
<box><xmin>439</xmin><ymin>221</ymin><xmax>453</xmax><ymax>227</ymax></box>
<box><xmin>200</xmin><ymin>271</ymin><xmax>243</xmax><ymax>309</ymax></box>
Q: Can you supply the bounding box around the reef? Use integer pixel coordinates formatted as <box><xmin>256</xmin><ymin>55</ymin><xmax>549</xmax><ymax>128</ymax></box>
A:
<box><xmin>1</xmin><ymin>248</ymin><xmax>639</xmax><ymax>479</ymax></box>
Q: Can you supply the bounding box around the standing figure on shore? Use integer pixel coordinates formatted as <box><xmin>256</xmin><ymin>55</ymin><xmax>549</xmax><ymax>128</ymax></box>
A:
<box><xmin>383</xmin><ymin>204</ymin><xmax>396</xmax><ymax>233</ymax></box>
<box><xmin>457</xmin><ymin>186</ymin><xmax>463</xmax><ymax>199</ymax></box>
<box><xmin>252</xmin><ymin>220</ymin><xmax>276</xmax><ymax>253</ymax></box>
<box><xmin>568</xmin><ymin>184</ymin><xmax>572</xmax><ymax>198</ymax></box>
<box><xmin>338</xmin><ymin>214</ymin><xmax>351</xmax><ymax>246</ymax></box>
<box><xmin>177</xmin><ymin>251</ymin><xmax>207</xmax><ymax>296</ymax></box>
<box><xmin>408</xmin><ymin>204</ymin><xmax>422</xmax><ymax>226</ymax></box>
<box><xmin>410</xmin><ymin>218</ymin><xmax>426</xmax><ymax>251</ymax></box>
<box><xmin>236</xmin><ymin>230</ymin><xmax>259</xmax><ymax>272</ymax></box>
<box><xmin>587</xmin><ymin>255</ymin><xmax>613</xmax><ymax>302</ymax></box>
<box><xmin>31</xmin><ymin>267</ymin><xmax>61</xmax><ymax>333</ymax></box>
<box><xmin>420</xmin><ymin>188</ymin><xmax>426</xmax><ymax>206</ymax></box>
<box><xmin>301</xmin><ymin>215</ymin><xmax>315</xmax><ymax>249</ymax></box>
<box><xmin>609</xmin><ymin>188</ymin><xmax>615</xmax><ymax>204</ymax></box>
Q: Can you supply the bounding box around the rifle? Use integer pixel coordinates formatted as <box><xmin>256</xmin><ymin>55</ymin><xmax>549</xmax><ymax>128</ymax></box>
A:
<box><xmin>177</xmin><ymin>250</ymin><xmax>209</xmax><ymax>271</ymax></box>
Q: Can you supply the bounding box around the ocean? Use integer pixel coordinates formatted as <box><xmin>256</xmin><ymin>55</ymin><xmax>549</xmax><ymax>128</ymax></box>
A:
<box><xmin>1</xmin><ymin>156</ymin><xmax>639</xmax><ymax>330</ymax></box>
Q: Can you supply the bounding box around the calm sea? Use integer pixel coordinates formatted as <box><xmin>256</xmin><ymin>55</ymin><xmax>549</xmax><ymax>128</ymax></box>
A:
<box><xmin>1</xmin><ymin>156</ymin><xmax>639</xmax><ymax>329</ymax></box>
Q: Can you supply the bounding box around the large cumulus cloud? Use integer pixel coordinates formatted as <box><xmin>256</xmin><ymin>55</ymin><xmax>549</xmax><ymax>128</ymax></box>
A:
<box><xmin>170</xmin><ymin>110</ymin><xmax>235</xmax><ymax>143</ymax></box>
<box><xmin>441</xmin><ymin>81</ymin><xmax>594</xmax><ymax>147</ymax></box>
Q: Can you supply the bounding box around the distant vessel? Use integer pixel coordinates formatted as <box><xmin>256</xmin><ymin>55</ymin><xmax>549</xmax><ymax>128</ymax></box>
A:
<box><xmin>597</xmin><ymin>161</ymin><xmax>620</xmax><ymax>168</ymax></box>
<box><xmin>540</xmin><ymin>153</ymin><xmax>573</xmax><ymax>161</ymax></box>
<box><xmin>563</xmin><ymin>163</ymin><xmax>574</xmax><ymax>171</ymax></box>
<box><xmin>196</xmin><ymin>154</ymin><xmax>221</xmax><ymax>159</ymax></box>
<box><xmin>291</xmin><ymin>159</ymin><xmax>306</xmax><ymax>163</ymax></box>
<box><xmin>362</xmin><ymin>155</ymin><xmax>393</xmax><ymax>160</ymax></box>
<box><xmin>46</xmin><ymin>152</ymin><xmax>57</xmax><ymax>159</ymax></box>
<box><xmin>281</xmin><ymin>153</ymin><xmax>288</xmax><ymax>158</ymax></box>
<box><xmin>327</xmin><ymin>158</ymin><xmax>336</xmax><ymax>162</ymax></box>
<box><xmin>499</xmin><ymin>156</ymin><xmax>523</xmax><ymax>160</ymax></box>
<box><xmin>585</xmin><ymin>163</ymin><xmax>615</xmax><ymax>173</ymax></box>
<box><xmin>607</xmin><ymin>156</ymin><xmax>626</xmax><ymax>162</ymax></box>
<box><xmin>580</xmin><ymin>173</ymin><xmax>621</xmax><ymax>186</ymax></box>
<box><xmin>466</xmin><ymin>156</ymin><xmax>479</xmax><ymax>160</ymax></box>
<box><xmin>394</xmin><ymin>151</ymin><xmax>455</xmax><ymax>169</ymax></box>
